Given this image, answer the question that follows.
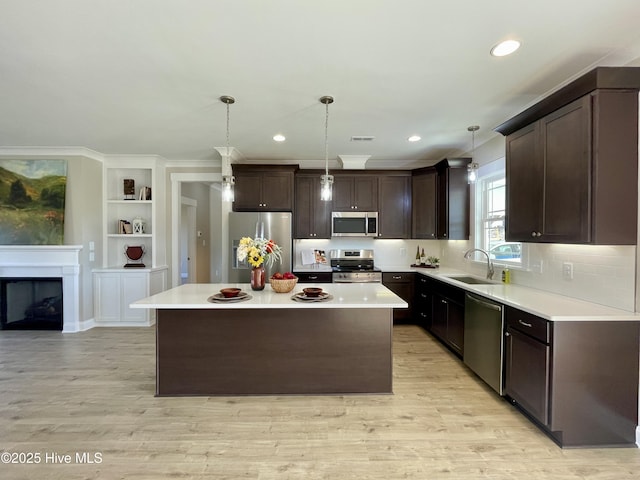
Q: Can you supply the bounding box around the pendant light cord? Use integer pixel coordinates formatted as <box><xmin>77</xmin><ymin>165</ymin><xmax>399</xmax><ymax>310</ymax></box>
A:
<box><xmin>324</xmin><ymin>100</ymin><xmax>329</xmax><ymax>176</ymax></box>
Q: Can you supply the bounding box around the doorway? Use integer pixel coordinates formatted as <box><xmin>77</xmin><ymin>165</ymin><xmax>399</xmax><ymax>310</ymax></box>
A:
<box><xmin>170</xmin><ymin>173</ymin><xmax>225</xmax><ymax>288</ymax></box>
<box><xmin>180</xmin><ymin>198</ymin><xmax>197</xmax><ymax>284</ymax></box>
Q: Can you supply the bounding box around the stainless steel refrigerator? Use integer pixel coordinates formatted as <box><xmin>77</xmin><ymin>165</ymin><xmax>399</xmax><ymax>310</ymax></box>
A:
<box><xmin>228</xmin><ymin>212</ymin><xmax>292</xmax><ymax>283</ymax></box>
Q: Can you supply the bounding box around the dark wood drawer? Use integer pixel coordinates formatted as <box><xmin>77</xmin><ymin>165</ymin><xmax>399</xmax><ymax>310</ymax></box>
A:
<box><xmin>294</xmin><ymin>272</ymin><xmax>333</xmax><ymax>283</ymax></box>
<box><xmin>382</xmin><ymin>272</ymin><xmax>413</xmax><ymax>283</ymax></box>
<box><xmin>505</xmin><ymin>306</ymin><xmax>550</xmax><ymax>343</ymax></box>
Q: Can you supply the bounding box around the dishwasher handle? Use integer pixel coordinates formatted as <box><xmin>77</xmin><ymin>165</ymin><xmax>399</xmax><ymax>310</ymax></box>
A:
<box><xmin>465</xmin><ymin>293</ymin><xmax>502</xmax><ymax>312</ymax></box>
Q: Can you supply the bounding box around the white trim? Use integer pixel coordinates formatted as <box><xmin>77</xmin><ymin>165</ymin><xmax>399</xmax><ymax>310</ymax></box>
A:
<box><xmin>0</xmin><ymin>146</ymin><xmax>105</xmax><ymax>162</ymax></box>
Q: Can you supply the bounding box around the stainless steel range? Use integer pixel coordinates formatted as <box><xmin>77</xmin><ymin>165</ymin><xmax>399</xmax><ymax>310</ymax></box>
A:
<box><xmin>330</xmin><ymin>249</ymin><xmax>382</xmax><ymax>283</ymax></box>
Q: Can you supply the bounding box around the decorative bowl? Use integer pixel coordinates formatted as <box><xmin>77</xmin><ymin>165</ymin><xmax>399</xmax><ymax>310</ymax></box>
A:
<box><xmin>220</xmin><ymin>287</ymin><xmax>242</xmax><ymax>298</ymax></box>
<box><xmin>302</xmin><ymin>287</ymin><xmax>323</xmax><ymax>297</ymax></box>
<box><xmin>270</xmin><ymin>277</ymin><xmax>298</xmax><ymax>293</ymax></box>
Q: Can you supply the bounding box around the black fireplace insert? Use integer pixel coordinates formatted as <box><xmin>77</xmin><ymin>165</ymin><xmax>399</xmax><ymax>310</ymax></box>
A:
<box><xmin>0</xmin><ymin>278</ymin><xmax>63</xmax><ymax>330</ymax></box>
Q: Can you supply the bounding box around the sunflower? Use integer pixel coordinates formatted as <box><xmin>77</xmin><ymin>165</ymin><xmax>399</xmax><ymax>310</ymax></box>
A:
<box><xmin>248</xmin><ymin>247</ymin><xmax>264</xmax><ymax>267</ymax></box>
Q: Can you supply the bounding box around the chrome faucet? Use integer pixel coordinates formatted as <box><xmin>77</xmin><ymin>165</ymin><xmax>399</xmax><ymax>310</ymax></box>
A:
<box><xmin>464</xmin><ymin>248</ymin><xmax>495</xmax><ymax>280</ymax></box>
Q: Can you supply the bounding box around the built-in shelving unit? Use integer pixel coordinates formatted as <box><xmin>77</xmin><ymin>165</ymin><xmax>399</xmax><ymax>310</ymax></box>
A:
<box><xmin>94</xmin><ymin>156</ymin><xmax>167</xmax><ymax>326</ymax></box>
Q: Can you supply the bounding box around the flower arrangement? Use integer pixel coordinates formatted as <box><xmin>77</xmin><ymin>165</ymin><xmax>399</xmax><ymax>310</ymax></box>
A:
<box><xmin>237</xmin><ymin>236</ymin><xmax>283</xmax><ymax>268</ymax></box>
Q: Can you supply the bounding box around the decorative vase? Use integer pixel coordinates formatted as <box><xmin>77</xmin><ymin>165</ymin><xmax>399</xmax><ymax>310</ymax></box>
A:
<box><xmin>250</xmin><ymin>265</ymin><xmax>266</xmax><ymax>291</ymax></box>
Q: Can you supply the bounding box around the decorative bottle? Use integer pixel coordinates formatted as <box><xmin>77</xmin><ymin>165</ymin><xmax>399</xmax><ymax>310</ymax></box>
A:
<box><xmin>420</xmin><ymin>248</ymin><xmax>426</xmax><ymax>265</ymax></box>
<box><xmin>415</xmin><ymin>246</ymin><xmax>421</xmax><ymax>265</ymax></box>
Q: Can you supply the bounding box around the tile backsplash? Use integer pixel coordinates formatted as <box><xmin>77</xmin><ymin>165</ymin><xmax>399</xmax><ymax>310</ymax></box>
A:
<box><xmin>442</xmin><ymin>240</ymin><xmax>637</xmax><ymax>312</ymax></box>
<box><xmin>295</xmin><ymin>238</ymin><xmax>637</xmax><ymax>312</ymax></box>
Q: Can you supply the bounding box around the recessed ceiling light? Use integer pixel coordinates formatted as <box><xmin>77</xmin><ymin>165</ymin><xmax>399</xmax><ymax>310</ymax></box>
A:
<box><xmin>490</xmin><ymin>39</ymin><xmax>521</xmax><ymax>57</ymax></box>
<box><xmin>407</xmin><ymin>135</ymin><xmax>421</xmax><ymax>142</ymax></box>
<box><xmin>273</xmin><ymin>134</ymin><xmax>286</xmax><ymax>142</ymax></box>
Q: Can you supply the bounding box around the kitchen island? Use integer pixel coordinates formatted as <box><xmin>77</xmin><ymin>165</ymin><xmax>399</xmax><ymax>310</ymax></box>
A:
<box><xmin>131</xmin><ymin>283</ymin><xmax>407</xmax><ymax>396</ymax></box>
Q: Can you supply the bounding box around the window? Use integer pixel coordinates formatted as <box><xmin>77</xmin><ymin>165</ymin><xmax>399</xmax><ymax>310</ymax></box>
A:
<box><xmin>474</xmin><ymin>159</ymin><xmax>521</xmax><ymax>264</ymax></box>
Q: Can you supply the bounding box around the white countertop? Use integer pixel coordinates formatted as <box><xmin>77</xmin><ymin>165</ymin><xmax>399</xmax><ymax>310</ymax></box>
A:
<box><xmin>405</xmin><ymin>266</ymin><xmax>640</xmax><ymax>322</ymax></box>
<box><xmin>130</xmin><ymin>282</ymin><xmax>408</xmax><ymax>310</ymax></box>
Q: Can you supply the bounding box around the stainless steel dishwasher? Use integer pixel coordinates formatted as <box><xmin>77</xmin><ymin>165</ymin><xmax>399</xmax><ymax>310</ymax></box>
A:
<box><xmin>463</xmin><ymin>293</ymin><xmax>504</xmax><ymax>394</ymax></box>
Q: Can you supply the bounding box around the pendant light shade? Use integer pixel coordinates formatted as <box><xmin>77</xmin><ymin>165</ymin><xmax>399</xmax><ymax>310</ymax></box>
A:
<box><xmin>320</xmin><ymin>95</ymin><xmax>334</xmax><ymax>201</ymax></box>
<box><xmin>221</xmin><ymin>95</ymin><xmax>235</xmax><ymax>202</ymax></box>
<box><xmin>467</xmin><ymin>125</ymin><xmax>480</xmax><ymax>184</ymax></box>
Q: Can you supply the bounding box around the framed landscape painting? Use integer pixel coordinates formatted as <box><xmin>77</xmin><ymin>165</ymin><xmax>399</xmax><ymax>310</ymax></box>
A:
<box><xmin>0</xmin><ymin>159</ymin><xmax>67</xmax><ymax>245</ymax></box>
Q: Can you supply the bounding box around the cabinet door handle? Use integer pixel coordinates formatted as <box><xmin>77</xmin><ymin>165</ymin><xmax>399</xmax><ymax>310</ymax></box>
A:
<box><xmin>441</xmin><ymin>299</ymin><xmax>447</xmax><ymax>304</ymax></box>
<box><xmin>420</xmin><ymin>312</ymin><xmax>427</xmax><ymax>318</ymax></box>
<box><xmin>393</xmin><ymin>275</ymin><xmax>402</xmax><ymax>280</ymax></box>
<box><xmin>518</xmin><ymin>319</ymin><xmax>533</xmax><ymax>328</ymax></box>
<box><xmin>420</xmin><ymin>293</ymin><xmax>427</xmax><ymax>298</ymax></box>
<box><xmin>505</xmin><ymin>331</ymin><xmax>511</xmax><ymax>337</ymax></box>
<box><xmin>309</xmin><ymin>275</ymin><xmax>318</xmax><ymax>280</ymax></box>
<box><xmin>531</xmin><ymin>231</ymin><xmax>542</xmax><ymax>237</ymax></box>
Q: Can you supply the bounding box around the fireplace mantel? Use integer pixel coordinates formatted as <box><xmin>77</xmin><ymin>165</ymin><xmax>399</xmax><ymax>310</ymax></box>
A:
<box><xmin>0</xmin><ymin>245</ymin><xmax>83</xmax><ymax>332</ymax></box>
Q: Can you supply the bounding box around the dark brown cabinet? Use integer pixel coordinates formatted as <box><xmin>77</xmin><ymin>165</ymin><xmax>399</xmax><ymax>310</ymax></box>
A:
<box><xmin>232</xmin><ymin>165</ymin><xmax>296</xmax><ymax>212</ymax></box>
<box><xmin>503</xmin><ymin>305</ymin><xmax>640</xmax><ymax>447</ymax></box>
<box><xmin>411</xmin><ymin>170</ymin><xmax>437</xmax><ymax>239</ymax></box>
<box><xmin>411</xmin><ymin>159</ymin><xmax>469</xmax><ymax>240</ymax></box>
<box><xmin>502</xmin><ymin>84</ymin><xmax>638</xmax><ymax>244</ymax></box>
<box><xmin>333</xmin><ymin>175</ymin><xmax>378</xmax><ymax>211</ymax></box>
<box><xmin>294</xmin><ymin>174</ymin><xmax>331</xmax><ymax>238</ymax></box>
<box><xmin>421</xmin><ymin>276</ymin><xmax>465</xmax><ymax>356</ymax></box>
<box><xmin>504</xmin><ymin>307</ymin><xmax>551</xmax><ymax>426</ymax></box>
<box><xmin>414</xmin><ymin>275</ymin><xmax>434</xmax><ymax>329</ymax></box>
<box><xmin>382</xmin><ymin>272</ymin><xmax>414</xmax><ymax>322</ymax></box>
<box><xmin>378</xmin><ymin>175</ymin><xmax>411</xmax><ymax>238</ymax></box>
<box><xmin>435</xmin><ymin>159</ymin><xmax>470</xmax><ymax>240</ymax></box>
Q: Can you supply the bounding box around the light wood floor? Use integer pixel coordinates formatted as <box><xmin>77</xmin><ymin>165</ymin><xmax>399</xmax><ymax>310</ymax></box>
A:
<box><xmin>1</xmin><ymin>325</ymin><xmax>638</xmax><ymax>479</ymax></box>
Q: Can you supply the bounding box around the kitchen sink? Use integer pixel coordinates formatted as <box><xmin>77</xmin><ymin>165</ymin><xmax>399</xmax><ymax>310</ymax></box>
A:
<box><xmin>444</xmin><ymin>275</ymin><xmax>494</xmax><ymax>285</ymax></box>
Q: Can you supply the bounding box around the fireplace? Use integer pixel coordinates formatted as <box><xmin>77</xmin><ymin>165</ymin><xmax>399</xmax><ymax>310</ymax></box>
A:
<box><xmin>1</xmin><ymin>278</ymin><xmax>63</xmax><ymax>330</ymax></box>
<box><xmin>0</xmin><ymin>245</ymin><xmax>82</xmax><ymax>332</ymax></box>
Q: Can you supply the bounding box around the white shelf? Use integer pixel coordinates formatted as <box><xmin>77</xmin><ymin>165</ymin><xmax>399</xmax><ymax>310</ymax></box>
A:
<box><xmin>102</xmin><ymin>157</ymin><xmax>165</xmax><ymax>270</ymax></box>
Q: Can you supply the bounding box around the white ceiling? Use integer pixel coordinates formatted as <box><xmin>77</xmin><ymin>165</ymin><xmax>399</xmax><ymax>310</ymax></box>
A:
<box><xmin>2</xmin><ymin>0</ymin><xmax>640</xmax><ymax>169</ymax></box>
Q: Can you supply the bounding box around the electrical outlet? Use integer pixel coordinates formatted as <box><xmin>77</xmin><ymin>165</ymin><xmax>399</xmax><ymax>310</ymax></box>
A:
<box><xmin>562</xmin><ymin>262</ymin><xmax>574</xmax><ymax>280</ymax></box>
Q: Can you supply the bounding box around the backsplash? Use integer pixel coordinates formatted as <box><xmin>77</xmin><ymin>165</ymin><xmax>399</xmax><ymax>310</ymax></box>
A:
<box><xmin>441</xmin><ymin>240</ymin><xmax>637</xmax><ymax>312</ymax></box>
<box><xmin>295</xmin><ymin>238</ymin><xmax>637</xmax><ymax>312</ymax></box>
<box><xmin>293</xmin><ymin>238</ymin><xmax>442</xmax><ymax>269</ymax></box>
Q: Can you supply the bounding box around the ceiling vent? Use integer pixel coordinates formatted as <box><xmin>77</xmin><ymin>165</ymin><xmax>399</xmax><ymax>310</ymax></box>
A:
<box><xmin>350</xmin><ymin>135</ymin><xmax>375</xmax><ymax>142</ymax></box>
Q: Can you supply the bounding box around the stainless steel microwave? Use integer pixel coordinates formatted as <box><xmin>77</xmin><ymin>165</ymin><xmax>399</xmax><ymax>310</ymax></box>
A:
<box><xmin>331</xmin><ymin>212</ymin><xmax>378</xmax><ymax>237</ymax></box>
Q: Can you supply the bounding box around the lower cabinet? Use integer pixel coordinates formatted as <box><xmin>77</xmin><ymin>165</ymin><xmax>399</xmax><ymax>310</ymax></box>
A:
<box><xmin>432</xmin><ymin>291</ymin><xmax>464</xmax><ymax>356</ymax></box>
<box><xmin>414</xmin><ymin>274</ymin><xmax>464</xmax><ymax>356</ymax></box>
<box><xmin>414</xmin><ymin>275</ymin><xmax>433</xmax><ymax>329</ymax></box>
<box><xmin>504</xmin><ymin>307</ymin><xmax>551</xmax><ymax>426</ymax></box>
<box><xmin>504</xmin><ymin>305</ymin><xmax>640</xmax><ymax>447</ymax></box>
<box><xmin>93</xmin><ymin>267</ymin><xmax>167</xmax><ymax>326</ymax></box>
<box><xmin>382</xmin><ymin>272</ymin><xmax>414</xmax><ymax>322</ymax></box>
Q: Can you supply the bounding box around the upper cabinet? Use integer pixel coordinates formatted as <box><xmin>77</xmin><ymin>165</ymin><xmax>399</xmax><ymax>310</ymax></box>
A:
<box><xmin>232</xmin><ymin>165</ymin><xmax>296</xmax><ymax>211</ymax></box>
<box><xmin>378</xmin><ymin>174</ymin><xmax>411</xmax><ymax>238</ymax></box>
<box><xmin>294</xmin><ymin>173</ymin><xmax>332</xmax><ymax>239</ymax></box>
<box><xmin>436</xmin><ymin>159</ymin><xmax>470</xmax><ymax>240</ymax></box>
<box><xmin>412</xmin><ymin>159</ymin><xmax>470</xmax><ymax>240</ymax></box>
<box><xmin>332</xmin><ymin>174</ymin><xmax>378</xmax><ymax>211</ymax></box>
<box><xmin>497</xmin><ymin>67</ymin><xmax>640</xmax><ymax>244</ymax></box>
<box><xmin>412</xmin><ymin>169</ymin><xmax>437</xmax><ymax>239</ymax></box>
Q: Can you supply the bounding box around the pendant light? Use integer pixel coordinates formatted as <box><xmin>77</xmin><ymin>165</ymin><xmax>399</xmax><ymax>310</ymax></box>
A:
<box><xmin>319</xmin><ymin>95</ymin><xmax>334</xmax><ymax>201</ymax></box>
<box><xmin>220</xmin><ymin>95</ymin><xmax>235</xmax><ymax>202</ymax></box>
<box><xmin>467</xmin><ymin>125</ymin><xmax>480</xmax><ymax>184</ymax></box>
